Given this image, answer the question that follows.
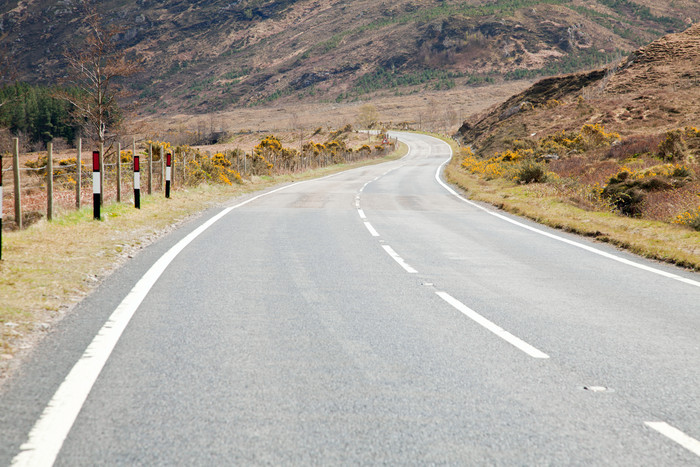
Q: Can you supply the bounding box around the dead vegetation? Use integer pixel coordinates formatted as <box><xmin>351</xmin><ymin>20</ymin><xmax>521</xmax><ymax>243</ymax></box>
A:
<box><xmin>453</xmin><ymin>24</ymin><xmax>700</xmax><ymax>257</ymax></box>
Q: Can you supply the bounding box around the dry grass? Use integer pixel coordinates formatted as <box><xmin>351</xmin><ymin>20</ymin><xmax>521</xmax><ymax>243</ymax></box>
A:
<box><xmin>0</xmin><ymin>143</ymin><xmax>407</xmax><ymax>383</ymax></box>
<box><xmin>444</xmin><ymin>155</ymin><xmax>700</xmax><ymax>270</ymax></box>
<box><xmin>136</xmin><ymin>81</ymin><xmax>531</xmax><ymax>144</ymax></box>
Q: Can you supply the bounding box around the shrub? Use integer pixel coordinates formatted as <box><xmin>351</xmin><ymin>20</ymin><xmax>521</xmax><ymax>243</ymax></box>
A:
<box><xmin>600</xmin><ymin>166</ymin><xmax>687</xmax><ymax>217</ymax></box>
<box><xmin>657</xmin><ymin>130</ymin><xmax>687</xmax><ymax>161</ymax></box>
<box><xmin>673</xmin><ymin>207</ymin><xmax>700</xmax><ymax>231</ymax></box>
<box><xmin>514</xmin><ymin>160</ymin><xmax>548</xmax><ymax>184</ymax></box>
<box><xmin>606</xmin><ymin>134</ymin><xmax>662</xmax><ymax>160</ymax></box>
<box><xmin>186</xmin><ymin>152</ymin><xmax>242</xmax><ymax>185</ymax></box>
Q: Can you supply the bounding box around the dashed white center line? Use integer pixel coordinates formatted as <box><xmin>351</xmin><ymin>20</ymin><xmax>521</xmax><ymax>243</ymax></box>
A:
<box><xmin>357</xmin><ymin>209</ymin><xmax>367</xmax><ymax>220</ymax></box>
<box><xmin>645</xmin><ymin>422</ymin><xmax>700</xmax><ymax>458</ymax></box>
<box><xmin>364</xmin><ymin>222</ymin><xmax>380</xmax><ymax>237</ymax></box>
<box><xmin>382</xmin><ymin>245</ymin><xmax>418</xmax><ymax>273</ymax></box>
<box><xmin>436</xmin><ymin>291</ymin><xmax>549</xmax><ymax>359</ymax></box>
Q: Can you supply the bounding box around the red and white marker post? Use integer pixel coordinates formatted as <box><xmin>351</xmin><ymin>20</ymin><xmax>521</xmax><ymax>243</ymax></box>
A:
<box><xmin>93</xmin><ymin>151</ymin><xmax>101</xmax><ymax>220</ymax></box>
<box><xmin>134</xmin><ymin>154</ymin><xmax>141</xmax><ymax>209</ymax></box>
<box><xmin>165</xmin><ymin>152</ymin><xmax>172</xmax><ymax>199</ymax></box>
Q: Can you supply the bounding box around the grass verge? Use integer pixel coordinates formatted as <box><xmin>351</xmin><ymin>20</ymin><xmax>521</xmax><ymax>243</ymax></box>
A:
<box><xmin>436</xmin><ymin>136</ymin><xmax>700</xmax><ymax>270</ymax></box>
<box><xmin>0</xmin><ymin>144</ymin><xmax>408</xmax><ymax>381</ymax></box>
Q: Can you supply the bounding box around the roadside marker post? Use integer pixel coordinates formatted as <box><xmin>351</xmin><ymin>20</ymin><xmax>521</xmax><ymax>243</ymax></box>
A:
<box><xmin>93</xmin><ymin>151</ymin><xmax>101</xmax><ymax>220</ymax></box>
<box><xmin>134</xmin><ymin>155</ymin><xmax>141</xmax><ymax>209</ymax></box>
<box><xmin>165</xmin><ymin>152</ymin><xmax>172</xmax><ymax>199</ymax></box>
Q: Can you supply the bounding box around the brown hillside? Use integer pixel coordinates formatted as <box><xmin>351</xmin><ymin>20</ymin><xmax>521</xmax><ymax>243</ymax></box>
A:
<box><xmin>0</xmin><ymin>0</ymin><xmax>698</xmax><ymax>113</ymax></box>
<box><xmin>457</xmin><ymin>23</ymin><xmax>700</xmax><ymax>156</ymax></box>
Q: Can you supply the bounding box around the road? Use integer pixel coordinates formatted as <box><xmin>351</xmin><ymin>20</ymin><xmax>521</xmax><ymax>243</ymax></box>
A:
<box><xmin>2</xmin><ymin>132</ymin><xmax>700</xmax><ymax>465</ymax></box>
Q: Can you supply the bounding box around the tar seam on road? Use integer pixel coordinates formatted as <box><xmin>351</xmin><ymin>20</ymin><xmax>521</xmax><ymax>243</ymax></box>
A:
<box><xmin>432</xmin><ymin>143</ymin><xmax>700</xmax><ymax>289</ymax></box>
<box><xmin>11</xmin><ymin>172</ymin><xmax>345</xmax><ymax>467</ymax></box>
<box><xmin>645</xmin><ymin>422</ymin><xmax>700</xmax><ymax>458</ymax></box>
<box><xmin>436</xmin><ymin>291</ymin><xmax>550</xmax><ymax>359</ymax></box>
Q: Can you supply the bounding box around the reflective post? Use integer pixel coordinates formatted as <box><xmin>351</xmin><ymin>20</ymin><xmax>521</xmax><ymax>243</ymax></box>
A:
<box><xmin>134</xmin><ymin>154</ymin><xmax>140</xmax><ymax>209</ymax></box>
<box><xmin>93</xmin><ymin>151</ymin><xmax>101</xmax><ymax>220</ymax></box>
<box><xmin>165</xmin><ymin>152</ymin><xmax>172</xmax><ymax>198</ymax></box>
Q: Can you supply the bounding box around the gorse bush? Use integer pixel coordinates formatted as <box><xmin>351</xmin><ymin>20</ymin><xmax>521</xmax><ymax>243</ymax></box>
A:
<box><xmin>462</xmin><ymin>122</ymin><xmax>700</xmax><ymax>227</ymax></box>
<box><xmin>186</xmin><ymin>152</ymin><xmax>243</xmax><ymax>186</ymax></box>
<box><xmin>657</xmin><ymin>130</ymin><xmax>687</xmax><ymax>161</ymax></box>
<box><xmin>145</xmin><ymin>140</ymin><xmax>171</xmax><ymax>160</ymax></box>
<box><xmin>674</xmin><ymin>207</ymin><xmax>700</xmax><ymax>231</ymax></box>
<box><xmin>514</xmin><ymin>160</ymin><xmax>549</xmax><ymax>184</ymax></box>
<box><xmin>537</xmin><ymin>124</ymin><xmax>620</xmax><ymax>156</ymax></box>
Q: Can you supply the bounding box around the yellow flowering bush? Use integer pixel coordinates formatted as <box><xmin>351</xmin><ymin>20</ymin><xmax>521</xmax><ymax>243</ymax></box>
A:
<box><xmin>186</xmin><ymin>152</ymin><xmax>242</xmax><ymax>185</ymax></box>
<box><xmin>145</xmin><ymin>140</ymin><xmax>171</xmax><ymax>160</ymax></box>
<box><xmin>120</xmin><ymin>150</ymin><xmax>133</xmax><ymax>163</ymax></box>
<box><xmin>673</xmin><ymin>207</ymin><xmax>700</xmax><ymax>231</ymax></box>
<box><xmin>461</xmin><ymin>147</ymin><xmax>537</xmax><ymax>181</ymax></box>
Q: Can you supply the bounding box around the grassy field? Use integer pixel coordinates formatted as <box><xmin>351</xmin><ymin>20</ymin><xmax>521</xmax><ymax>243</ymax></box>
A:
<box><xmin>0</xmin><ymin>143</ymin><xmax>408</xmax><ymax>382</ymax></box>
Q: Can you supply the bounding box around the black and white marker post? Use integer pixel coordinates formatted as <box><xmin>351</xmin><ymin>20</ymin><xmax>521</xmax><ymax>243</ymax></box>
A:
<box><xmin>134</xmin><ymin>154</ymin><xmax>140</xmax><ymax>209</ymax></box>
<box><xmin>165</xmin><ymin>152</ymin><xmax>172</xmax><ymax>199</ymax></box>
<box><xmin>93</xmin><ymin>150</ymin><xmax>101</xmax><ymax>220</ymax></box>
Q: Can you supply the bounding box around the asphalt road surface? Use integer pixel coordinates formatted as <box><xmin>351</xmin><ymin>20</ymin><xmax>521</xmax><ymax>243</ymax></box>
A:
<box><xmin>2</xmin><ymin>133</ymin><xmax>700</xmax><ymax>465</ymax></box>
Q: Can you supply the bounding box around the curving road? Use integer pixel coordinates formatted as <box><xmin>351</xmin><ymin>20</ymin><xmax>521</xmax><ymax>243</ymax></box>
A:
<box><xmin>2</xmin><ymin>133</ymin><xmax>700</xmax><ymax>465</ymax></box>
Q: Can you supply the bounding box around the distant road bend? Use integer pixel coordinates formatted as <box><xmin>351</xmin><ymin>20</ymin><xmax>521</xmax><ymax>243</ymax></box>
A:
<box><xmin>2</xmin><ymin>132</ymin><xmax>700</xmax><ymax>465</ymax></box>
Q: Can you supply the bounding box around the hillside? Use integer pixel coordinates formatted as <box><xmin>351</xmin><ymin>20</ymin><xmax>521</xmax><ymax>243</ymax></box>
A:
<box><xmin>457</xmin><ymin>22</ymin><xmax>700</xmax><ymax>155</ymax></box>
<box><xmin>0</xmin><ymin>0</ymin><xmax>698</xmax><ymax>114</ymax></box>
<box><xmin>454</xmin><ymin>23</ymin><xmax>700</xmax><ymax>234</ymax></box>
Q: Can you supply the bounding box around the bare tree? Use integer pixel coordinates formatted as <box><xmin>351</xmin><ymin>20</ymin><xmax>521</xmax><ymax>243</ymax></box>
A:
<box><xmin>357</xmin><ymin>104</ymin><xmax>379</xmax><ymax>130</ymax></box>
<box><xmin>57</xmin><ymin>4</ymin><xmax>140</xmax><ymax>150</ymax></box>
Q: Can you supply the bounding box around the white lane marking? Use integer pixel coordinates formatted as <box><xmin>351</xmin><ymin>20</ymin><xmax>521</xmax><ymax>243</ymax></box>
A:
<box><xmin>11</xmin><ymin>174</ymin><xmax>343</xmax><ymax>467</ymax></box>
<box><xmin>646</xmin><ymin>422</ymin><xmax>700</xmax><ymax>457</ymax></box>
<box><xmin>358</xmin><ymin>209</ymin><xmax>367</xmax><ymax>220</ymax></box>
<box><xmin>364</xmin><ymin>222</ymin><xmax>380</xmax><ymax>237</ymax></box>
<box><xmin>382</xmin><ymin>245</ymin><xmax>418</xmax><ymax>273</ymax></box>
<box><xmin>436</xmin><ymin>291</ymin><xmax>550</xmax><ymax>359</ymax></box>
<box><xmin>432</xmin><ymin>145</ymin><xmax>700</xmax><ymax>289</ymax></box>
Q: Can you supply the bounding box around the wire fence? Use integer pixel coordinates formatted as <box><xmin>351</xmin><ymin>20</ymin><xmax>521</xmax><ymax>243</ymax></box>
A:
<box><xmin>0</xmin><ymin>135</ymin><xmax>398</xmax><ymax>231</ymax></box>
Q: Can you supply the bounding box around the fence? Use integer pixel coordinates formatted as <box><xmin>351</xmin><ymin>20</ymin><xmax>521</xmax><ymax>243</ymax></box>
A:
<box><xmin>0</xmin><ymin>138</ymin><xmax>174</xmax><ymax>231</ymax></box>
<box><xmin>0</xmin><ymin>136</ymin><xmax>398</xmax><ymax>232</ymax></box>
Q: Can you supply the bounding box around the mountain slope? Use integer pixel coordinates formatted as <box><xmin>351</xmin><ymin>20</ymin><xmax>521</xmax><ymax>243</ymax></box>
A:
<box><xmin>457</xmin><ymin>22</ymin><xmax>700</xmax><ymax>155</ymax></box>
<box><xmin>0</xmin><ymin>0</ymin><xmax>698</xmax><ymax>113</ymax></box>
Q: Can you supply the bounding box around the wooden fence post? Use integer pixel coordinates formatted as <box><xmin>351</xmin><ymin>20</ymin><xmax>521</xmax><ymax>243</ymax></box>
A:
<box><xmin>160</xmin><ymin>146</ymin><xmax>165</xmax><ymax>190</ymax></box>
<box><xmin>12</xmin><ymin>138</ymin><xmax>21</xmax><ymax>230</ymax></box>
<box><xmin>116</xmin><ymin>142</ymin><xmax>122</xmax><ymax>203</ymax></box>
<box><xmin>47</xmin><ymin>142</ymin><xmax>53</xmax><ymax>221</ymax></box>
<box><xmin>1</xmin><ymin>153</ymin><xmax>3</xmax><ymax>260</ymax></box>
<box><xmin>76</xmin><ymin>138</ymin><xmax>82</xmax><ymax>209</ymax></box>
<box><xmin>148</xmin><ymin>143</ymin><xmax>153</xmax><ymax>195</ymax></box>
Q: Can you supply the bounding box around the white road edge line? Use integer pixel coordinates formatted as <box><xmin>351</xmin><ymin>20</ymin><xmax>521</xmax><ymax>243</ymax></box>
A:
<box><xmin>430</xmin><ymin>141</ymin><xmax>700</xmax><ymax>289</ymax></box>
<box><xmin>382</xmin><ymin>245</ymin><xmax>418</xmax><ymax>273</ymax></box>
<box><xmin>436</xmin><ymin>291</ymin><xmax>549</xmax><ymax>359</ymax></box>
<box><xmin>11</xmin><ymin>173</ymin><xmax>343</xmax><ymax>467</ymax></box>
<box><xmin>364</xmin><ymin>221</ymin><xmax>380</xmax><ymax>237</ymax></box>
<box><xmin>645</xmin><ymin>422</ymin><xmax>700</xmax><ymax>458</ymax></box>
